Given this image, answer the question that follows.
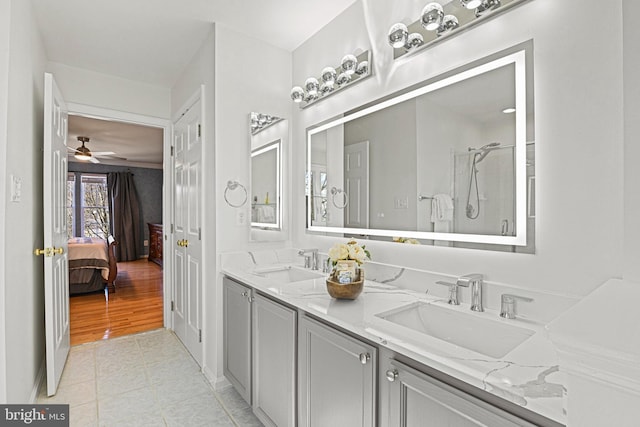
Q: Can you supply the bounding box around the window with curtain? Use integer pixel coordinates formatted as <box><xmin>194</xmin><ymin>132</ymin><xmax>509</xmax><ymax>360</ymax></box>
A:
<box><xmin>67</xmin><ymin>173</ymin><xmax>110</xmax><ymax>239</ymax></box>
<box><xmin>66</xmin><ymin>173</ymin><xmax>75</xmax><ymax>238</ymax></box>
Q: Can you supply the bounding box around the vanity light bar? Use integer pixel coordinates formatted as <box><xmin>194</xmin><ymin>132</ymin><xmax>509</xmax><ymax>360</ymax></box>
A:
<box><xmin>290</xmin><ymin>50</ymin><xmax>373</xmax><ymax>109</ymax></box>
<box><xmin>388</xmin><ymin>0</ymin><xmax>530</xmax><ymax>60</ymax></box>
<box><xmin>250</xmin><ymin>112</ymin><xmax>283</xmax><ymax>135</ymax></box>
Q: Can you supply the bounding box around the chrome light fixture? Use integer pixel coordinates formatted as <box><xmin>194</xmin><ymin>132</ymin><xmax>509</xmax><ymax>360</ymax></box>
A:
<box><xmin>389</xmin><ymin>0</ymin><xmax>528</xmax><ymax>59</ymax></box>
<box><xmin>290</xmin><ymin>86</ymin><xmax>305</xmax><ymax>103</ymax></box>
<box><xmin>388</xmin><ymin>23</ymin><xmax>409</xmax><ymax>48</ymax></box>
<box><xmin>355</xmin><ymin>61</ymin><xmax>369</xmax><ymax>75</ymax></box>
<box><xmin>421</xmin><ymin>3</ymin><xmax>444</xmax><ymax>31</ymax></box>
<box><xmin>290</xmin><ymin>50</ymin><xmax>372</xmax><ymax>108</ymax></box>
<box><xmin>407</xmin><ymin>33</ymin><xmax>424</xmax><ymax>49</ymax></box>
<box><xmin>475</xmin><ymin>0</ymin><xmax>501</xmax><ymax>17</ymax></box>
<box><xmin>250</xmin><ymin>112</ymin><xmax>283</xmax><ymax>135</ymax></box>
<box><xmin>437</xmin><ymin>15</ymin><xmax>459</xmax><ymax>35</ymax></box>
<box><xmin>321</xmin><ymin>67</ymin><xmax>337</xmax><ymax>86</ymax></box>
<box><xmin>305</xmin><ymin>77</ymin><xmax>319</xmax><ymax>97</ymax></box>
<box><xmin>341</xmin><ymin>54</ymin><xmax>358</xmax><ymax>76</ymax></box>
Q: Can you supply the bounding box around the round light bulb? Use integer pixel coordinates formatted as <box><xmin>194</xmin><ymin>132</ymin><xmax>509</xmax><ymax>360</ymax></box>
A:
<box><xmin>406</xmin><ymin>33</ymin><xmax>424</xmax><ymax>50</ymax></box>
<box><xmin>388</xmin><ymin>23</ymin><xmax>409</xmax><ymax>49</ymax></box>
<box><xmin>290</xmin><ymin>86</ymin><xmax>305</xmax><ymax>103</ymax></box>
<box><xmin>438</xmin><ymin>15</ymin><xmax>459</xmax><ymax>34</ymax></box>
<box><xmin>355</xmin><ymin>61</ymin><xmax>369</xmax><ymax>75</ymax></box>
<box><xmin>304</xmin><ymin>77</ymin><xmax>320</xmax><ymax>96</ymax></box>
<box><xmin>321</xmin><ymin>67</ymin><xmax>337</xmax><ymax>85</ymax></box>
<box><xmin>421</xmin><ymin>3</ymin><xmax>444</xmax><ymax>32</ymax></box>
<box><xmin>336</xmin><ymin>72</ymin><xmax>351</xmax><ymax>86</ymax></box>
<box><xmin>475</xmin><ymin>0</ymin><xmax>501</xmax><ymax>17</ymax></box>
<box><xmin>341</xmin><ymin>54</ymin><xmax>358</xmax><ymax>76</ymax></box>
<box><xmin>320</xmin><ymin>82</ymin><xmax>334</xmax><ymax>95</ymax></box>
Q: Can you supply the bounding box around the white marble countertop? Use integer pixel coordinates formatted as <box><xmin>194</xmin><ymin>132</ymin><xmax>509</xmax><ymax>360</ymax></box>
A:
<box><xmin>221</xmin><ymin>259</ymin><xmax>566</xmax><ymax>425</ymax></box>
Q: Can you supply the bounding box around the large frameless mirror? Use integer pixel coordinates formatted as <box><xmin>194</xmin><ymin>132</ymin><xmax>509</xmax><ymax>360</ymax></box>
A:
<box><xmin>306</xmin><ymin>45</ymin><xmax>535</xmax><ymax>251</ymax></box>
<box><xmin>250</xmin><ymin>113</ymin><xmax>288</xmax><ymax>241</ymax></box>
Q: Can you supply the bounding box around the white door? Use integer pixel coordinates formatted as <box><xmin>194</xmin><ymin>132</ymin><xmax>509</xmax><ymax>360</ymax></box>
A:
<box><xmin>344</xmin><ymin>141</ymin><xmax>369</xmax><ymax>228</ymax></box>
<box><xmin>41</xmin><ymin>73</ymin><xmax>70</xmax><ymax>396</ymax></box>
<box><xmin>172</xmin><ymin>96</ymin><xmax>203</xmax><ymax>365</ymax></box>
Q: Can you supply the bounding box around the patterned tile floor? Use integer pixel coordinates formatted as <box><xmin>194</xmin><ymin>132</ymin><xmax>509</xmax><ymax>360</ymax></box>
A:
<box><xmin>37</xmin><ymin>329</ymin><xmax>263</xmax><ymax>427</ymax></box>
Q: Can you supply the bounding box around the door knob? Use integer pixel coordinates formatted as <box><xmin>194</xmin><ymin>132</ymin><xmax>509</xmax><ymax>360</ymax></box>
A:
<box><xmin>34</xmin><ymin>247</ymin><xmax>53</xmax><ymax>257</ymax></box>
<box><xmin>183</xmin><ymin>239</ymin><xmax>189</xmax><ymax>247</ymax></box>
<box><xmin>359</xmin><ymin>353</ymin><xmax>371</xmax><ymax>365</ymax></box>
<box><xmin>386</xmin><ymin>369</ymin><xmax>399</xmax><ymax>382</ymax></box>
<box><xmin>53</xmin><ymin>247</ymin><xmax>64</xmax><ymax>255</ymax></box>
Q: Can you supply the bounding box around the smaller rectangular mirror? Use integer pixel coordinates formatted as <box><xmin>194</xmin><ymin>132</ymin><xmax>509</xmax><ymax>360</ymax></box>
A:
<box><xmin>251</xmin><ymin>140</ymin><xmax>281</xmax><ymax>230</ymax></box>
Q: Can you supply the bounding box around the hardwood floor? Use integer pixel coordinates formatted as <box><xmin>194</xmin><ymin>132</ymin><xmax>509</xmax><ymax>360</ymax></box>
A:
<box><xmin>70</xmin><ymin>259</ymin><xmax>164</xmax><ymax>346</ymax></box>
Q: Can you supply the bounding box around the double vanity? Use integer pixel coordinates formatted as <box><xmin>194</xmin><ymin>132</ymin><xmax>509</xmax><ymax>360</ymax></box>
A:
<box><xmin>221</xmin><ymin>250</ymin><xmax>565</xmax><ymax>427</ymax></box>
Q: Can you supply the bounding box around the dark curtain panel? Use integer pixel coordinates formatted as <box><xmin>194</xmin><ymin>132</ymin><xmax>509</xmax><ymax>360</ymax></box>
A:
<box><xmin>107</xmin><ymin>172</ymin><xmax>141</xmax><ymax>261</ymax></box>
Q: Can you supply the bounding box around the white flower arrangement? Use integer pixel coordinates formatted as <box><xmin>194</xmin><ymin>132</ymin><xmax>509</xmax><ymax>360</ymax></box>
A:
<box><xmin>327</xmin><ymin>240</ymin><xmax>371</xmax><ymax>268</ymax></box>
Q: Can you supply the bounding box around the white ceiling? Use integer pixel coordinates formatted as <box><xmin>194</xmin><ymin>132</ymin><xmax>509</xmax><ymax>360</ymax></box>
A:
<box><xmin>68</xmin><ymin>115</ymin><xmax>164</xmax><ymax>168</ymax></box>
<box><xmin>31</xmin><ymin>0</ymin><xmax>359</xmax><ymax>87</ymax></box>
<box><xmin>32</xmin><ymin>0</ymin><xmax>358</xmax><ymax>169</ymax></box>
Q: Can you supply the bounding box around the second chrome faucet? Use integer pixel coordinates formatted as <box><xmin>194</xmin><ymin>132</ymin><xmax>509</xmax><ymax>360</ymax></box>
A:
<box><xmin>436</xmin><ymin>273</ymin><xmax>484</xmax><ymax>312</ymax></box>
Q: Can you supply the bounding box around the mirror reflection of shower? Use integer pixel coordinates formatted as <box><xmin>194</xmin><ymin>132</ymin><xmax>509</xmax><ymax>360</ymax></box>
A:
<box><xmin>465</xmin><ymin>142</ymin><xmax>501</xmax><ymax>219</ymax></box>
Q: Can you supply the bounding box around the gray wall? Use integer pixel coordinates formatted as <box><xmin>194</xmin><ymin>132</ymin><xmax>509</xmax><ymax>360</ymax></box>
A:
<box><xmin>68</xmin><ymin>162</ymin><xmax>163</xmax><ymax>257</ymax></box>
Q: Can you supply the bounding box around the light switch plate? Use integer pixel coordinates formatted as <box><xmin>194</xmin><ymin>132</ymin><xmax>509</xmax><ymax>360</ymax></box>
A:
<box><xmin>236</xmin><ymin>210</ymin><xmax>246</xmax><ymax>226</ymax></box>
<box><xmin>10</xmin><ymin>175</ymin><xmax>22</xmax><ymax>202</ymax></box>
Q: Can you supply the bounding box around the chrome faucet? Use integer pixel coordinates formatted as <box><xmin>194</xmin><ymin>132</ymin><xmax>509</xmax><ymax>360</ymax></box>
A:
<box><xmin>435</xmin><ymin>281</ymin><xmax>461</xmax><ymax>305</ymax></box>
<box><xmin>499</xmin><ymin>294</ymin><xmax>533</xmax><ymax>319</ymax></box>
<box><xmin>456</xmin><ymin>274</ymin><xmax>484</xmax><ymax>312</ymax></box>
<box><xmin>298</xmin><ymin>249</ymin><xmax>319</xmax><ymax>270</ymax></box>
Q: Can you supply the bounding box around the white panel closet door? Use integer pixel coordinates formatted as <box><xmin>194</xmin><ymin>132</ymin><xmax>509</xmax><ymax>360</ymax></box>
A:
<box><xmin>172</xmin><ymin>94</ymin><xmax>203</xmax><ymax>365</ymax></box>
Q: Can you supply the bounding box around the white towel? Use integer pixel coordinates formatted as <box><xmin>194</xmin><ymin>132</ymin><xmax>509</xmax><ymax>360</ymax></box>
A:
<box><xmin>430</xmin><ymin>194</ymin><xmax>454</xmax><ymax>222</ymax></box>
<box><xmin>257</xmin><ymin>205</ymin><xmax>276</xmax><ymax>223</ymax></box>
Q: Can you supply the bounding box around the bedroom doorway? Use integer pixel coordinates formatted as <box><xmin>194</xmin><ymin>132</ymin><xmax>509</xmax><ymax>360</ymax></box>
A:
<box><xmin>64</xmin><ymin>105</ymin><xmax>172</xmax><ymax>346</ymax></box>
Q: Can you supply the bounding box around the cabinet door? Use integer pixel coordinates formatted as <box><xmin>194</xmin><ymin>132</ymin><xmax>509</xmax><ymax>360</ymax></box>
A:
<box><xmin>382</xmin><ymin>358</ymin><xmax>537</xmax><ymax>427</ymax></box>
<box><xmin>298</xmin><ymin>316</ymin><xmax>377</xmax><ymax>427</ymax></box>
<box><xmin>252</xmin><ymin>293</ymin><xmax>297</xmax><ymax>427</ymax></box>
<box><xmin>223</xmin><ymin>277</ymin><xmax>252</xmax><ymax>403</ymax></box>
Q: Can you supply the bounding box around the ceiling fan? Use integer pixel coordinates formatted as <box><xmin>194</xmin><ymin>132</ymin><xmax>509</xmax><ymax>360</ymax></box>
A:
<box><xmin>68</xmin><ymin>136</ymin><xmax>125</xmax><ymax>163</ymax></box>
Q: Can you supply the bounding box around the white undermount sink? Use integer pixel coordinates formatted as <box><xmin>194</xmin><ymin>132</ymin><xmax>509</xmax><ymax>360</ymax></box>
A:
<box><xmin>375</xmin><ymin>302</ymin><xmax>535</xmax><ymax>358</ymax></box>
<box><xmin>253</xmin><ymin>266</ymin><xmax>324</xmax><ymax>283</ymax></box>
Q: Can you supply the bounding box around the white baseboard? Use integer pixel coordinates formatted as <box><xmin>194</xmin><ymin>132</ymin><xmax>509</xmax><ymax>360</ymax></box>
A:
<box><xmin>202</xmin><ymin>366</ymin><xmax>230</xmax><ymax>391</ymax></box>
<box><xmin>30</xmin><ymin>359</ymin><xmax>46</xmax><ymax>403</ymax></box>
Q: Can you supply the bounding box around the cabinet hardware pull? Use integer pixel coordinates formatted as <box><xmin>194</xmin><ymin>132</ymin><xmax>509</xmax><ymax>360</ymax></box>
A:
<box><xmin>359</xmin><ymin>353</ymin><xmax>371</xmax><ymax>364</ymax></box>
<box><xmin>386</xmin><ymin>369</ymin><xmax>399</xmax><ymax>382</ymax></box>
<box><xmin>241</xmin><ymin>291</ymin><xmax>248</xmax><ymax>297</ymax></box>
<box><xmin>247</xmin><ymin>296</ymin><xmax>254</xmax><ymax>303</ymax></box>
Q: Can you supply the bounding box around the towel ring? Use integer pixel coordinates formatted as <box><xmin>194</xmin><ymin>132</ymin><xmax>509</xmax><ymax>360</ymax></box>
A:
<box><xmin>224</xmin><ymin>180</ymin><xmax>248</xmax><ymax>208</ymax></box>
<box><xmin>330</xmin><ymin>187</ymin><xmax>348</xmax><ymax>209</ymax></box>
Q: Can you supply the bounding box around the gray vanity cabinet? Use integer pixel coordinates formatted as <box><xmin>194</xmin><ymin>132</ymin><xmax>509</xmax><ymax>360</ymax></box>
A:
<box><xmin>223</xmin><ymin>277</ymin><xmax>252</xmax><ymax>403</ymax></box>
<box><xmin>252</xmin><ymin>293</ymin><xmax>296</xmax><ymax>427</ymax></box>
<box><xmin>298</xmin><ymin>315</ymin><xmax>377</xmax><ymax>427</ymax></box>
<box><xmin>380</xmin><ymin>356</ymin><xmax>538</xmax><ymax>427</ymax></box>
